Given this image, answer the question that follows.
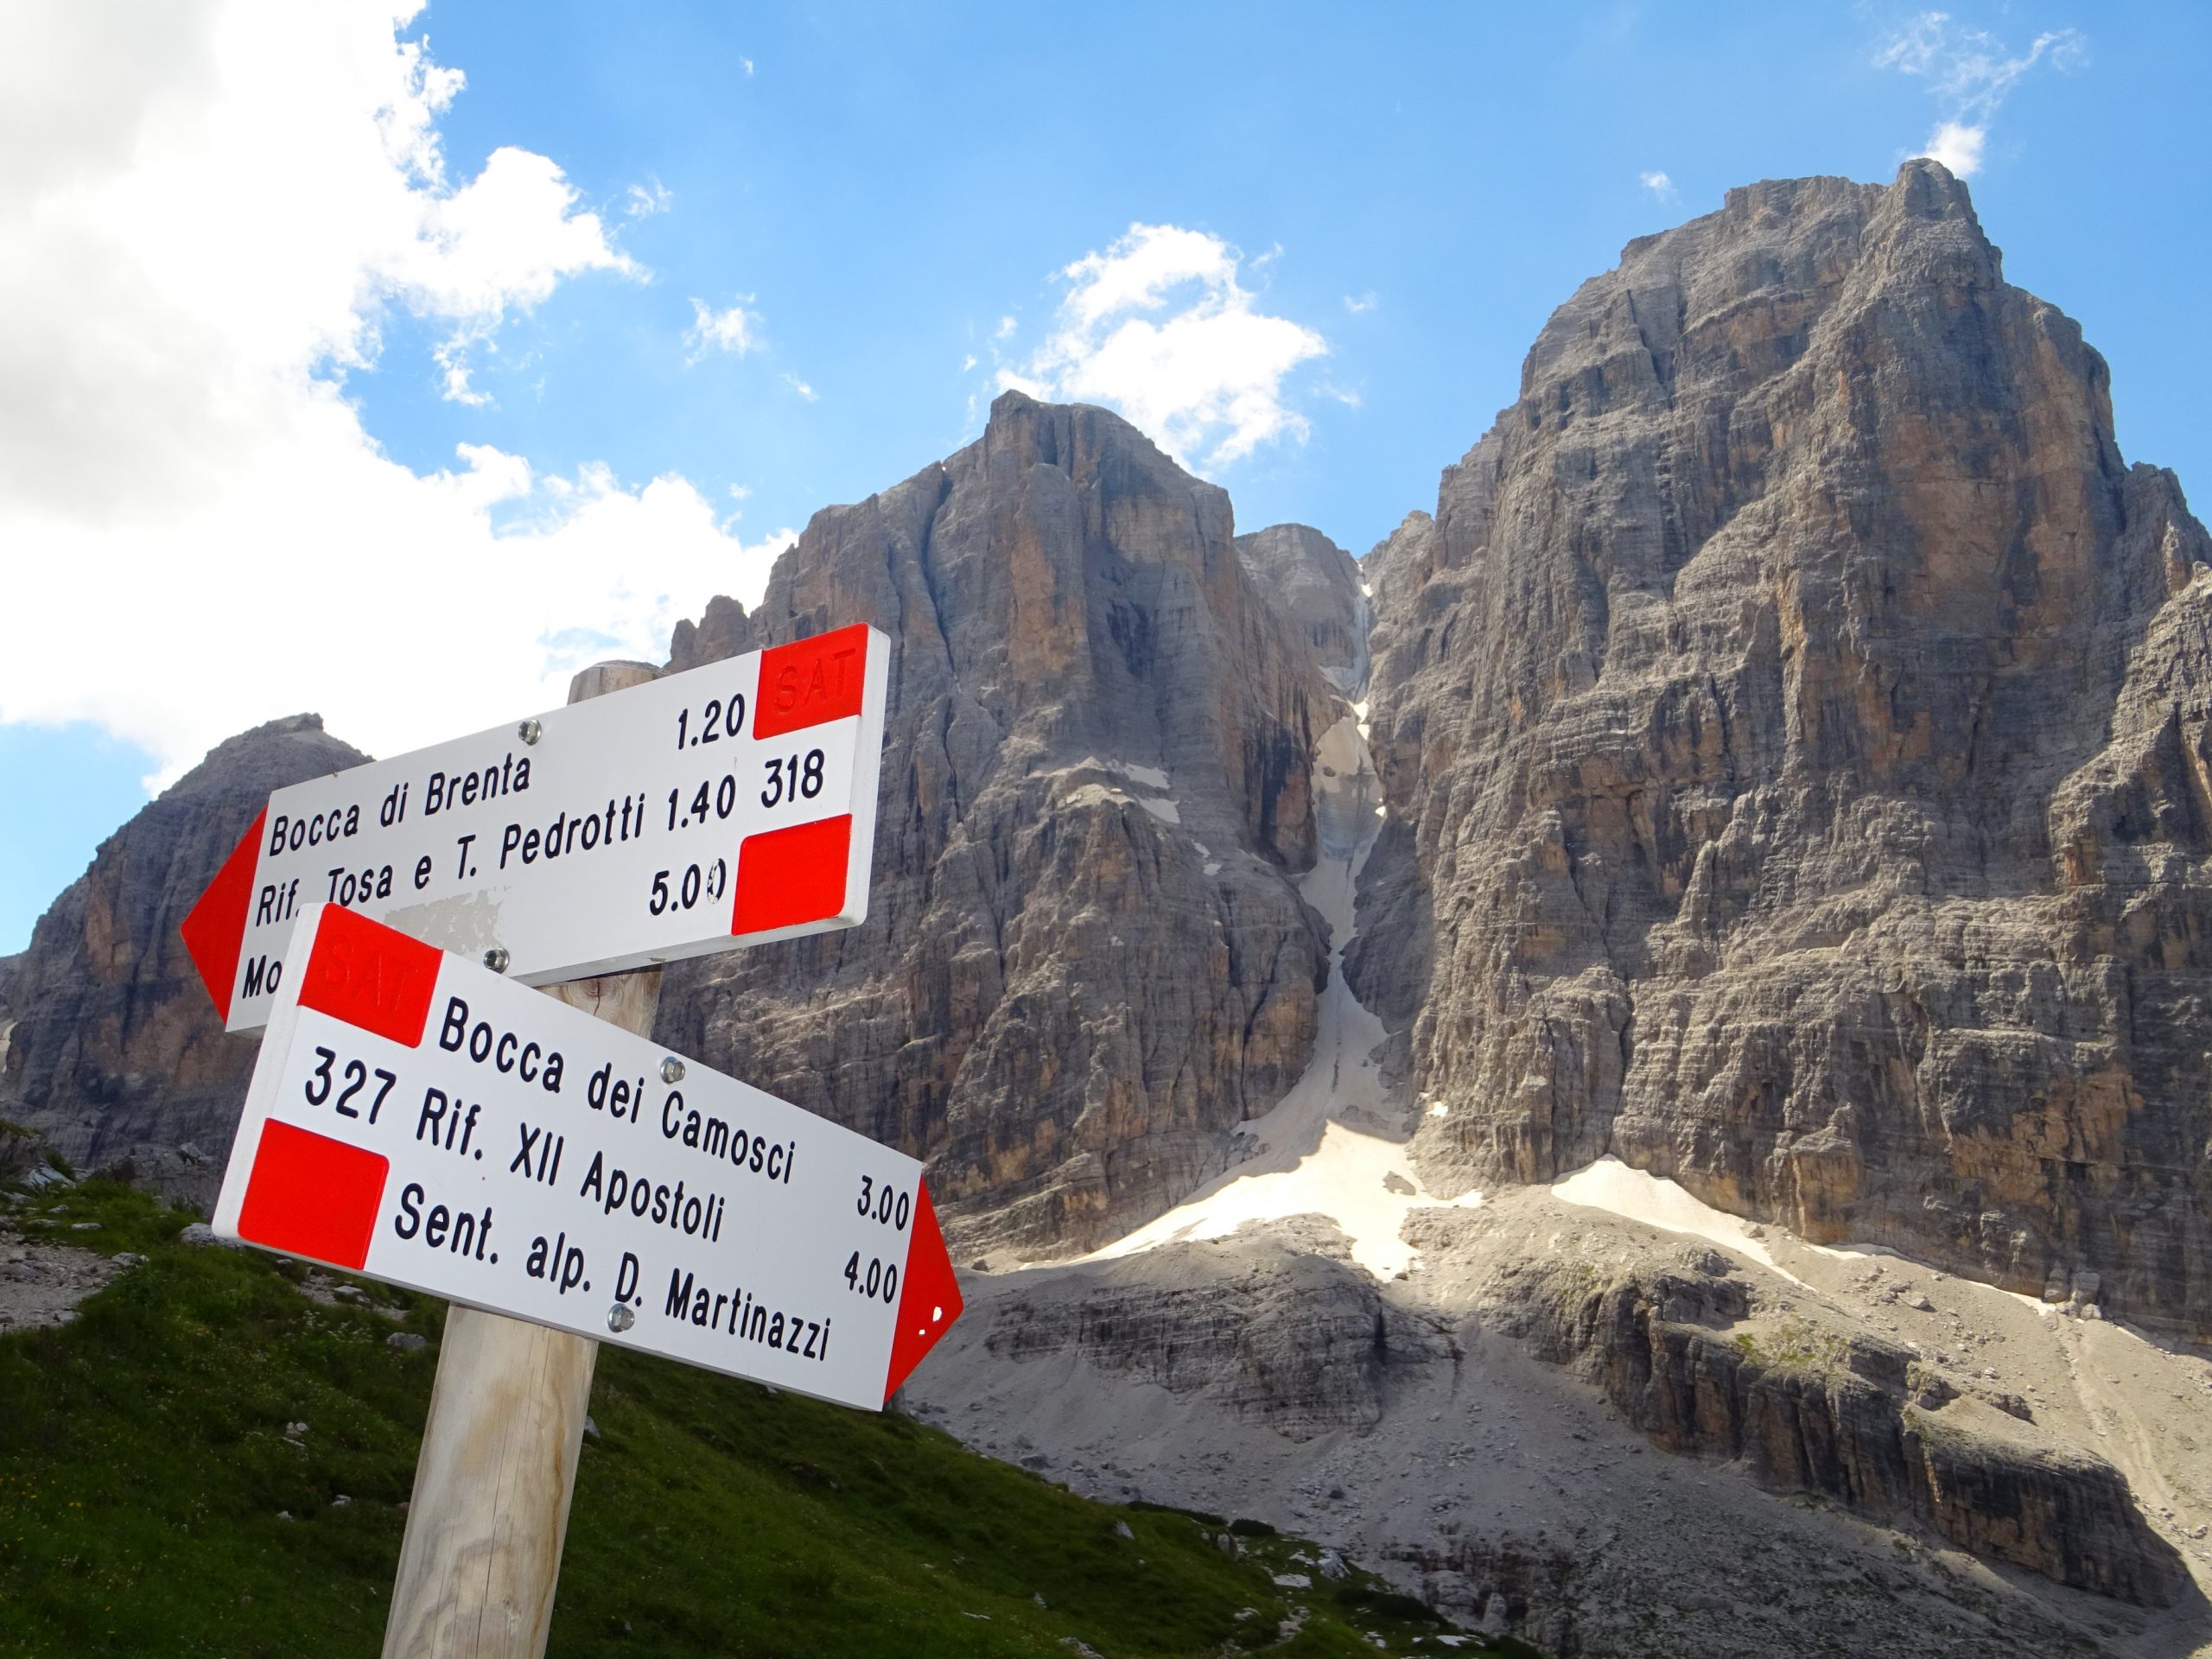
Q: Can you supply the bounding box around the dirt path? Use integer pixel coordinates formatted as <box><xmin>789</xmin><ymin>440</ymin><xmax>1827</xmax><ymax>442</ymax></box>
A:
<box><xmin>0</xmin><ymin>1223</ymin><xmax>123</xmax><ymax>1332</ymax></box>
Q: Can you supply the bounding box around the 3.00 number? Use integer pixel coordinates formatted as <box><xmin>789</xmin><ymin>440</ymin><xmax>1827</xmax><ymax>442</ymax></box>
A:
<box><xmin>760</xmin><ymin>749</ymin><xmax>825</xmax><ymax>809</ymax></box>
<box><xmin>304</xmin><ymin>1046</ymin><xmax>397</xmax><ymax>1123</ymax></box>
<box><xmin>854</xmin><ymin>1174</ymin><xmax>912</xmax><ymax>1232</ymax></box>
<box><xmin>843</xmin><ymin>1250</ymin><xmax>899</xmax><ymax>1304</ymax></box>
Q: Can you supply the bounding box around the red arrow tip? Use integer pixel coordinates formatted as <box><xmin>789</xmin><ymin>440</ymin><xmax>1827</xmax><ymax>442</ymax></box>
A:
<box><xmin>181</xmin><ymin>810</ymin><xmax>265</xmax><ymax>1024</ymax></box>
<box><xmin>884</xmin><ymin>1179</ymin><xmax>963</xmax><ymax>1403</ymax></box>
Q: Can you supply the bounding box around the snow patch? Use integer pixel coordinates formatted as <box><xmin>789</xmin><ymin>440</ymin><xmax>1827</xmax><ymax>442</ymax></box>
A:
<box><xmin>1139</xmin><ymin>797</ymin><xmax>1182</xmax><ymax>825</ymax></box>
<box><xmin>1552</xmin><ymin>1158</ymin><xmax>1790</xmax><ymax>1275</ymax></box>
<box><xmin>1074</xmin><ymin>755</ymin><xmax>1169</xmax><ymax>790</ymax></box>
<box><xmin>1084</xmin><ymin>709</ymin><xmax>1479</xmax><ymax>1281</ymax></box>
<box><xmin>1551</xmin><ymin>1157</ymin><xmax>2053</xmax><ymax>1308</ymax></box>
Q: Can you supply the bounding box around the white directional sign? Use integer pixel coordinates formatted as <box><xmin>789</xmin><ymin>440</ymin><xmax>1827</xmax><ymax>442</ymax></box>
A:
<box><xmin>182</xmin><ymin>625</ymin><xmax>890</xmax><ymax>1033</ymax></box>
<box><xmin>211</xmin><ymin>902</ymin><xmax>963</xmax><ymax>1409</ymax></box>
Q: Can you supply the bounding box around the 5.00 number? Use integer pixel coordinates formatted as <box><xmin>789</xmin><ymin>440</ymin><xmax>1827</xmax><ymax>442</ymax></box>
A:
<box><xmin>843</xmin><ymin>1250</ymin><xmax>899</xmax><ymax>1304</ymax></box>
<box><xmin>760</xmin><ymin>748</ymin><xmax>825</xmax><ymax>809</ymax></box>
<box><xmin>854</xmin><ymin>1174</ymin><xmax>912</xmax><ymax>1232</ymax></box>
<box><xmin>648</xmin><ymin>857</ymin><xmax>728</xmax><ymax>916</ymax></box>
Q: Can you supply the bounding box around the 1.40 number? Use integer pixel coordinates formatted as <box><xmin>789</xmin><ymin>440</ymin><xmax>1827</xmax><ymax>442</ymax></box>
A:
<box><xmin>760</xmin><ymin>749</ymin><xmax>825</xmax><ymax>809</ymax></box>
<box><xmin>667</xmin><ymin>774</ymin><xmax>741</xmax><ymax>831</ymax></box>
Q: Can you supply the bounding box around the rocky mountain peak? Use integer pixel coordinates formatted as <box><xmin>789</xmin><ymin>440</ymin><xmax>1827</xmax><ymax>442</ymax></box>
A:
<box><xmin>1</xmin><ymin>715</ymin><xmax>368</xmax><ymax>1190</ymax></box>
<box><xmin>660</xmin><ymin>390</ymin><xmax>1342</xmax><ymax>1254</ymax></box>
<box><xmin>1353</xmin><ymin>159</ymin><xmax>2212</xmax><ymax>1338</ymax></box>
<box><xmin>1235</xmin><ymin>524</ymin><xmax>1369</xmax><ymax>694</ymax></box>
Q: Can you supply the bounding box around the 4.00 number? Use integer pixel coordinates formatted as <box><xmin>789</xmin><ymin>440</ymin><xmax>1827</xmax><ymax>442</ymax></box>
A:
<box><xmin>843</xmin><ymin>1250</ymin><xmax>899</xmax><ymax>1304</ymax></box>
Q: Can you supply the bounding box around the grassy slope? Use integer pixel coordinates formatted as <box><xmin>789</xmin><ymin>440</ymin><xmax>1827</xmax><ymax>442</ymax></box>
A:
<box><xmin>0</xmin><ymin>1179</ymin><xmax>1535</xmax><ymax>1658</ymax></box>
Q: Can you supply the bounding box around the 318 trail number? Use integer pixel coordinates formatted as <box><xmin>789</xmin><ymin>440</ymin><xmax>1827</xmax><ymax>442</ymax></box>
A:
<box><xmin>760</xmin><ymin>749</ymin><xmax>824</xmax><ymax>809</ymax></box>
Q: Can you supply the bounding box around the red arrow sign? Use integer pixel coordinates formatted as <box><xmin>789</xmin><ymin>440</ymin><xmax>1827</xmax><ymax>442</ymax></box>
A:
<box><xmin>212</xmin><ymin>902</ymin><xmax>963</xmax><ymax>1409</ymax></box>
<box><xmin>179</xmin><ymin>626</ymin><xmax>890</xmax><ymax>1033</ymax></box>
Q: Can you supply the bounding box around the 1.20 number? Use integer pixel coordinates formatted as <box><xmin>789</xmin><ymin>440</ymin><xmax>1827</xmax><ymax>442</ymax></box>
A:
<box><xmin>674</xmin><ymin>692</ymin><xmax>747</xmax><ymax>751</ymax></box>
<box><xmin>760</xmin><ymin>749</ymin><xmax>825</xmax><ymax>809</ymax></box>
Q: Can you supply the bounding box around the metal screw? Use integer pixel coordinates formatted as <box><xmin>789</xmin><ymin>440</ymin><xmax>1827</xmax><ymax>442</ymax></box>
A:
<box><xmin>483</xmin><ymin>946</ymin><xmax>511</xmax><ymax>974</ymax></box>
<box><xmin>607</xmin><ymin>1303</ymin><xmax>636</xmax><ymax>1334</ymax></box>
<box><xmin>517</xmin><ymin>717</ymin><xmax>543</xmax><ymax>746</ymax></box>
<box><xmin>659</xmin><ymin>1057</ymin><xmax>686</xmax><ymax>1084</ymax></box>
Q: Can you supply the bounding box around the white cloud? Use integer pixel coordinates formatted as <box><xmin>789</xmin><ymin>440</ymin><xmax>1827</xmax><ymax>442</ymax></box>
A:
<box><xmin>1639</xmin><ymin>169</ymin><xmax>1676</xmax><ymax>199</ymax></box>
<box><xmin>782</xmin><ymin>372</ymin><xmax>817</xmax><ymax>402</ymax></box>
<box><xmin>1872</xmin><ymin>10</ymin><xmax>2085</xmax><ymax>177</ymax></box>
<box><xmin>1921</xmin><ymin>119</ymin><xmax>1986</xmax><ymax>176</ymax></box>
<box><xmin>1001</xmin><ymin>222</ymin><xmax>1327</xmax><ymax>470</ymax></box>
<box><xmin>0</xmin><ymin>2</ymin><xmax>777</xmax><ymax>786</ymax></box>
<box><xmin>741</xmin><ymin>57</ymin><xmax>755</xmax><ymax>76</ymax></box>
<box><xmin>681</xmin><ymin>298</ymin><xmax>760</xmax><ymax>362</ymax></box>
<box><xmin>1343</xmin><ymin>291</ymin><xmax>1377</xmax><ymax>315</ymax></box>
<box><xmin>685</xmin><ymin>296</ymin><xmax>758</xmax><ymax>360</ymax></box>
<box><xmin>995</xmin><ymin>315</ymin><xmax>1017</xmax><ymax>339</ymax></box>
<box><xmin>625</xmin><ymin>178</ymin><xmax>673</xmax><ymax>218</ymax></box>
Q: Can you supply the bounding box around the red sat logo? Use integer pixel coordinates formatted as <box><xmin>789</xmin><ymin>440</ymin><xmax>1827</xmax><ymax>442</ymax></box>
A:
<box><xmin>753</xmin><ymin>625</ymin><xmax>869</xmax><ymax>740</ymax></box>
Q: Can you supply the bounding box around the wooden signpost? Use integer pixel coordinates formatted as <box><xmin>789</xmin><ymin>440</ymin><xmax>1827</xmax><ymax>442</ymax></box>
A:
<box><xmin>184</xmin><ymin>640</ymin><xmax>957</xmax><ymax>1658</ymax></box>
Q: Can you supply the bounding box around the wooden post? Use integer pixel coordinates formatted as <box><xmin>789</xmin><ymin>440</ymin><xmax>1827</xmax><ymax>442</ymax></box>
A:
<box><xmin>382</xmin><ymin>661</ymin><xmax>662</xmax><ymax>1659</ymax></box>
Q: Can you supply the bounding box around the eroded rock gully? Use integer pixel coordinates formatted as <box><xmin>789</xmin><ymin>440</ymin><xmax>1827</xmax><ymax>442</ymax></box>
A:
<box><xmin>1351</xmin><ymin>161</ymin><xmax>2212</xmax><ymax>1340</ymax></box>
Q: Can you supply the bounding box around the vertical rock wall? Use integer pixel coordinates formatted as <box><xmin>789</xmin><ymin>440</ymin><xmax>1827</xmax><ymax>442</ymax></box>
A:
<box><xmin>0</xmin><ymin>716</ymin><xmax>367</xmax><ymax>1189</ymax></box>
<box><xmin>1353</xmin><ymin>162</ymin><xmax>2212</xmax><ymax>1336</ymax></box>
<box><xmin>656</xmin><ymin>392</ymin><xmax>1338</xmax><ymax>1254</ymax></box>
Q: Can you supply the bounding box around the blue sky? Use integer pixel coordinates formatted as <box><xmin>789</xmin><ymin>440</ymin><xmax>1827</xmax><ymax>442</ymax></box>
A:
<box><xmin>3</xmin><ymin>1</ymin><xmax>2207</xmax><ymax>952</ymax></box>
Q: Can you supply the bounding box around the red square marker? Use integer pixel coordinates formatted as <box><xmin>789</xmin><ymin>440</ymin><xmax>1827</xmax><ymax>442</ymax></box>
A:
<box><xmin>236</xmin><ymin>1120</ymin><xmax>389</xmax><ymax>1271</ymax></box>
<box><xmin>733</xmin><ymin>814</ymin><xmax>852</xmax><ymax>936</ymax></box>
<box><xmin>296</xmin><ymin>906</ymin><xmax>442</xmax><ymax>1048</ymax></box>
<box><xmin>753</xmin><ymin>624</ymin><xmax>869</xmax><ymax>740</ymax></box>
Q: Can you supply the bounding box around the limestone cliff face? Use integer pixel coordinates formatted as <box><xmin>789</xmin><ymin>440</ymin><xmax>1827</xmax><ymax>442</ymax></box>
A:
<box><xmin>658</xmin><ymin>392</ymin><xmax>1337</xmax><ymax>1254</ymax></box>
<box><xmin>0</xmin><ymin>716</ymin><xmax>367</xmax><ymax>1189</ymax></box>
<box><xmin>1235</xmin><ymin>524</ymin><xmax>1369</xmax><ymax>693</ymax></box>
<box><xmin>1468</xmin><ymin>1249</ymin><xmax>2187</xmax><ymax>1607</ymax></box>
<box><xmin>1352</xmin><ymin>162</ymin><xmax>2212</xmax><ymax>1336</ymax></box>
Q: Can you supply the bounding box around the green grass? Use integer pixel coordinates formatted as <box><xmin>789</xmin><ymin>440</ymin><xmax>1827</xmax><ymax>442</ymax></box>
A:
<box><xmin>1730</xmin><ymin>1318</ymin><xmax>1848</xmax><ymax>1373</ymax></box>
<box><xmin>0</xmin><ymin>1179</ymin><xmax>1538</xmax><ymax>1657</ymax></box>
